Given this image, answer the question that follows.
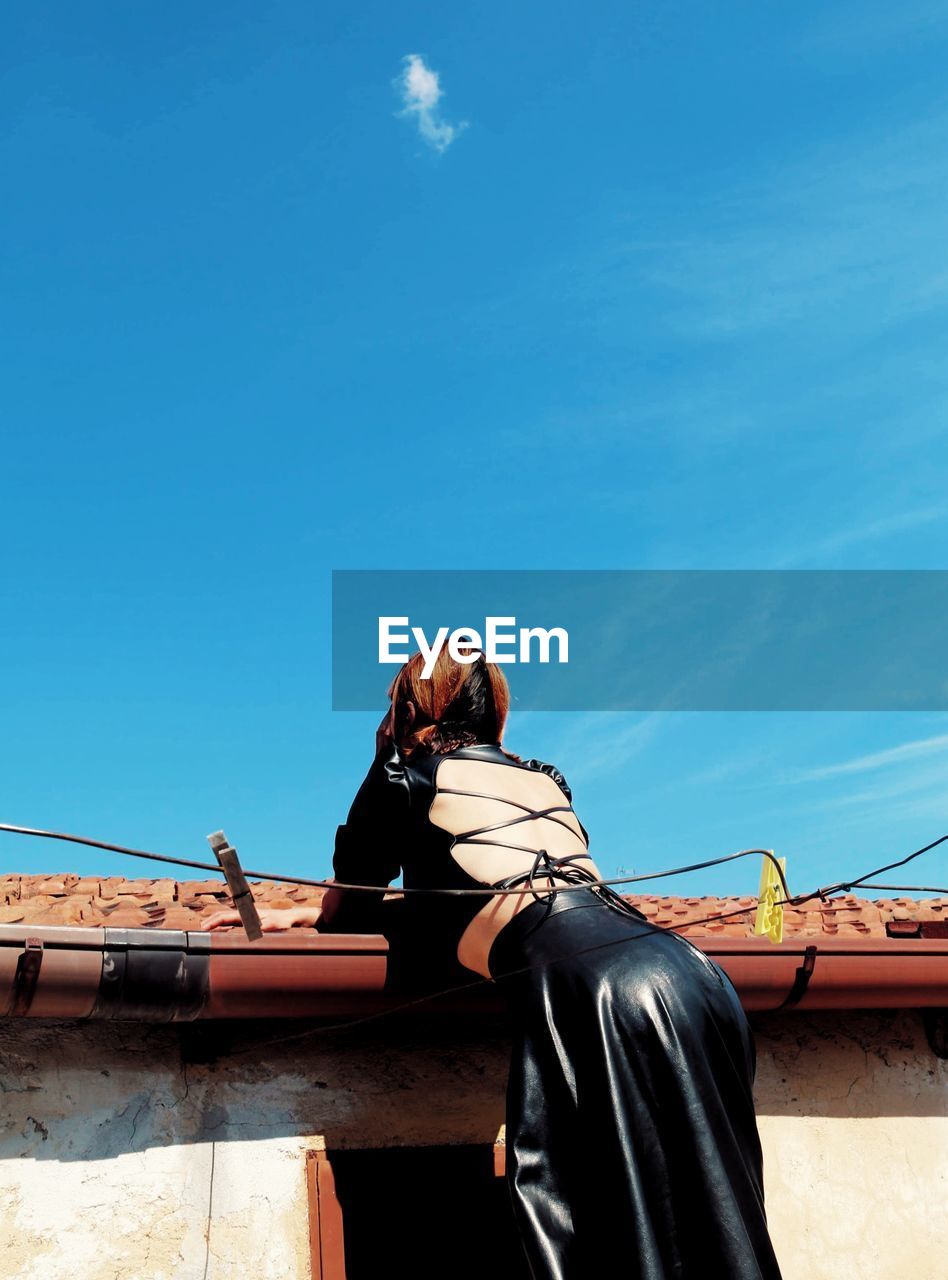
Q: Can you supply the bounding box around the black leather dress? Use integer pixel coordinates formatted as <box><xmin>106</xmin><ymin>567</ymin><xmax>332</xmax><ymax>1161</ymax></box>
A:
<box><xmin>327</xmin><ymin>741</ymin><xmax>785</xmax><ymax>1280</ymax></box>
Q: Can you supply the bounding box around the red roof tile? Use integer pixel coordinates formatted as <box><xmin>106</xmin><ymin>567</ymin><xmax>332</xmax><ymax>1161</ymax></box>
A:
<box><xmin>0</xmin><ymin>874</ymin><xmax>946</xmax><ymax>936</ymax></box>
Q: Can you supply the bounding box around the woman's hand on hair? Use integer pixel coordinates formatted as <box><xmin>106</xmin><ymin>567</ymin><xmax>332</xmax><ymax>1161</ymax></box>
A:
<box><xmin>376</xmin><ymin>706</ymin><xmax>394</xmax><ymax>752</ymax></box>
<box><xmin>375</xmin><ymin>706</ymin><xmax>396</xmax><ymax>755</ymax></box>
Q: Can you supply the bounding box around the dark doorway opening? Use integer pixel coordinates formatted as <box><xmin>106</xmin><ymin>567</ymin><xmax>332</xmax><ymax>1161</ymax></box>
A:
<box><xmin>327</xmin><ymin>1144</ymin><xmax>530</xmax><ymax>1280</ymax></box>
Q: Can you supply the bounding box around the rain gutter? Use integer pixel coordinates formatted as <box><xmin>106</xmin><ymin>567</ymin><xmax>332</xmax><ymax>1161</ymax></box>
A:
<box><xmin>1</xmin><ymin>925</ymin><xmax>946</xmax><ymax>1020</ymax></box>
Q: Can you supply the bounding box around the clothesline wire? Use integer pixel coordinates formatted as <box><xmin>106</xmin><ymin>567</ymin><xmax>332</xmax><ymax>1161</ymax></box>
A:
<box><xmin>2</xmin><ymin>821</ymin><xmax>946</xmax><ymax>1052</ymax></box>
<box><xmin>853</xmin><ymin>882</ymin><xmax>948</xmax><ymax>894</ymax></box>
<box><xmin>0</xmin><ymin>821</ymin><xmax>798</xmax><ymax>896</ymax></box>
<box><xmin>1</xmin><ymin>824</ymin><xmax>945</xmax><ymax>908</ymax></box>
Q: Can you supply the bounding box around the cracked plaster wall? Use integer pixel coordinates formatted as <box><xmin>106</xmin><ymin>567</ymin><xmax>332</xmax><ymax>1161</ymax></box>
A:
<box><xmin>0</xmin><ymin>1009</ymin><xmax>945</xmax><ymax>1279</ymax></box>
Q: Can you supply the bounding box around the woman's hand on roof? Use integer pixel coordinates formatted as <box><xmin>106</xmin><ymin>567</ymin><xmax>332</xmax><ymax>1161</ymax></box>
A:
<box><xmin>200</xmin><ymin>906</ymin><xmax>322</xmax><ymax>931</ymax></box>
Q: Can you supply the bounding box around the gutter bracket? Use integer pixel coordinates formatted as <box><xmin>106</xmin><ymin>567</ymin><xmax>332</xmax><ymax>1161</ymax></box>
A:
<box><xmin>774</xmin><ymin>944</ymin><xmax>817</xmax><ymax>1010</ymax></box>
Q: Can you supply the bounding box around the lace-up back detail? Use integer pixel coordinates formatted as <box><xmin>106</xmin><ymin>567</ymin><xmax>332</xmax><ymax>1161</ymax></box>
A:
<box><xmin>331</xmin><ymin>740</ymin><xmax>645</xmax><ymax>982</ymax></box>
<box><xmin>428</xmin><ymin>756</ymin><xmax>598</xmax><ymax>898</ymax></box>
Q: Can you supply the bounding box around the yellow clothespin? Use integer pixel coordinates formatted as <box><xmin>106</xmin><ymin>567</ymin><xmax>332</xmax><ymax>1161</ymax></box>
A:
<box><xmin>753</xmin><ymin>851</ymin><xmax>786</xmax><ymax>943</ymax></box>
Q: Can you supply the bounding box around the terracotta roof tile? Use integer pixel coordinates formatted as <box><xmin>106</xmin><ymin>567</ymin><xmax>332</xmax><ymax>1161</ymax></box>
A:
<box><xmin>0</xmin><ymin>874</ymin><xmax>945</xmax><ymax>937</ymax></box>
<box><xmin>101</xmin><ymin>905</ymin><xmax>152</xmax><ymax>927</ymax></box>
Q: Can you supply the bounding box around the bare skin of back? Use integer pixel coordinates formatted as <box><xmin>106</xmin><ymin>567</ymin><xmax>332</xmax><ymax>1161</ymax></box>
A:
<box><xmin>430</xmin><ymin>757</ymin><xmax>605</xmax><ymax>979</ymax></box>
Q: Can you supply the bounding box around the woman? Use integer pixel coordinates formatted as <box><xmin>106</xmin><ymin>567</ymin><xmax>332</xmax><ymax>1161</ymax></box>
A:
<box><xmin>205</xmin><ymin>651</ymin><xmax>784</xmax><ymax>1280</ymax></box>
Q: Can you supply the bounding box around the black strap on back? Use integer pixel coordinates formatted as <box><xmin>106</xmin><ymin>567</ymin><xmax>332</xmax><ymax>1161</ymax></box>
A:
<box><xmin>436</xmin><ymin>781</ymin><xmax>650</xmax><ymax>924</ymax></box>
<box><xmin>437</xmin><ymin>786</ymin><xmax>584</xmax><ymax>847</ymax></box>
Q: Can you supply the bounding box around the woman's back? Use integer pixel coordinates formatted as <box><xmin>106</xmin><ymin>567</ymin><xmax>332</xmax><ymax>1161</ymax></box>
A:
<box><xmin>333</xmin><ymin>741</ymin><xmax>611</xmax><ymax>979</ymax></box>
<box><xmin>417</xmin><ymin>745</ymin><xmax>607</xmax><ymax>977</ymax></box>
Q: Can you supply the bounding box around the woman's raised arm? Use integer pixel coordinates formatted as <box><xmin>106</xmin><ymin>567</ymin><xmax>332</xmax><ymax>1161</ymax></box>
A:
<box><xmin>319</xmin><ymin>735</ymin><xmax>409</xmax><ymax>933</ymax></box>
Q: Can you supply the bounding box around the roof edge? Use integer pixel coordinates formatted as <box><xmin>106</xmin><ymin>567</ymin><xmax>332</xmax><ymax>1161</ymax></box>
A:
<box><xmin>2</xmin><ymin>925</ymin><xmax>946</xmax><ymax>1019</ymax></box>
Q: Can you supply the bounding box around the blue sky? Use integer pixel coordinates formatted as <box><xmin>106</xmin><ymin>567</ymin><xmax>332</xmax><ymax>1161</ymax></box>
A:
<box><xmin>2</xmin><ymin>1</ymin><xmax>948</xmax><ymax>901</ymax></box>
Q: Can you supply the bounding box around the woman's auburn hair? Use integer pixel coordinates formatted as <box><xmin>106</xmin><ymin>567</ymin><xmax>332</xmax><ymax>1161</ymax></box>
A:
<box><xmin>387</xmin><ymin>648</ymin><xmax>513</xmax><ymax>759</ymax></box>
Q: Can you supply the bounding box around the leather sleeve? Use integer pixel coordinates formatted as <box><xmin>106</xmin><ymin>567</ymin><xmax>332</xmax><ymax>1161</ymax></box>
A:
<box><xmin>326</xmin><ymin>741</ymin><xmax>410</xmax><ymax>934</ymax></box>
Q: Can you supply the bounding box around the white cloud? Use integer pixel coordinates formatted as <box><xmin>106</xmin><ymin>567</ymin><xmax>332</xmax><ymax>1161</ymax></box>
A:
<box><xmin>512</xmin><ymin>711</ymin><xmax>665</xmax><ymax>785</ymax></box>
<box><xmin>788</xmin><ymin>732</ymin><xmax>948</xmax><ymax>782</ymax></box>
<box><xmin>397</xmin><ymin>54</ymin><xmax>467</xmax><ymax>154</ymax></box>
<box><xmin>776</xmin><ymin>504</ymin><xmax>948</xmax><ymax>567</ymax></box>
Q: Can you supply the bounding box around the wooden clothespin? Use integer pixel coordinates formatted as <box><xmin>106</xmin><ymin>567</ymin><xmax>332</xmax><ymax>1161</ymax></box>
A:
<box><xmin>207</xmin><ymin>830</ymin><xmax>263</xmax><ymax>941</ymax></box>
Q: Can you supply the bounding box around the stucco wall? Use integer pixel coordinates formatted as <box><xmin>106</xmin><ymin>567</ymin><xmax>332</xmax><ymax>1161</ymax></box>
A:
<box><xmin>1</xmin><ymin>1009</ymin><xmax>945</xmax><ymax>1279</ymax></box>
<box><xmin>752</xmin><ymin>1008</ymin><xmax>948</xmax><ymax>1280</ymax></box>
